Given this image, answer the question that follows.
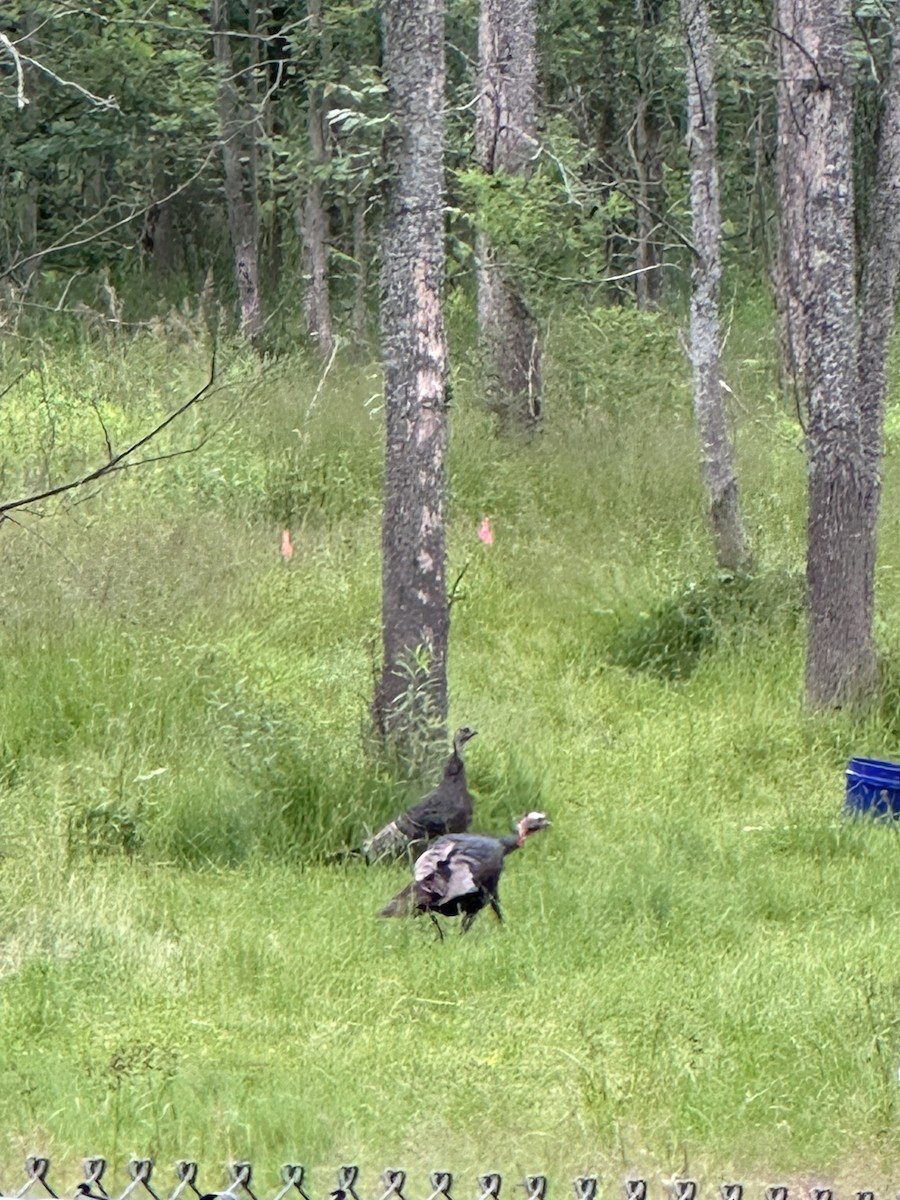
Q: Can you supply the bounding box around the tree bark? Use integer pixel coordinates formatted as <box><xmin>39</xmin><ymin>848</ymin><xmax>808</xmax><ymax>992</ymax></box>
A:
<box><xmin>774</xmin><ymin>6</ymin><xmax>810</xmax><ymax>397</ymax></box>
<box><xmin>142</xmin><ymin>166</ymin><xmax>183</xmax><ymax>276</ymax></box>
<box><xmin>211</xmin><ymin>0</ymin><xmax>264</xmax><ymax>345</ymax></box>
<box><xmin>476</xmin><ymin>0</ymin><xmax>541</xmax><ymax>425</ymax></box>
<box><xmin>634</xmin><ymin>0</ymin><xmax>665</xmax><ymax>307</ymax></box>
<box><xmin>351</xmin><ymin>193</ymin><xmax>370</xmax><ymax>352</ymax></box>
<box><xmin>299</xmin><ymin>0</ymin><xmax>334</xmax><ymax>357</ymax></box>
<box><xmin>777</xmin><ymin>0</ymin><xmax>877</xmax><ymax>706</ymax></box>
<box><xmin>858</xmin><ymin>14</ymin><xmax>900</xmax><ymax>480</ymax></box>
<box><xmin>681</xmin><ymin>0</ymin><xmax>752</xmax><ymax>574</ymax></box>
<box><xmin>852</xmin><ymin>9</ymin><xmax>900</xmax><ymax>698</ymax></box>
<box><xmin>375</xmin><ymin>0</ymin><xmax>450</xmax><ymax>759</ymax></box>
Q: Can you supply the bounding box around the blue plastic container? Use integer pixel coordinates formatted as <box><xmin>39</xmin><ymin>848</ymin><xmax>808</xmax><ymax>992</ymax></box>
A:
<box><xmin>845</xmin><ymin>756</ymin><xmax>900</xmax><ymax>817</ymax></box>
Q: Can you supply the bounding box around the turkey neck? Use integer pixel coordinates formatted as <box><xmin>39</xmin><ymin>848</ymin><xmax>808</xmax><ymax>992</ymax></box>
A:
<box><xmin>442</xmin><ymin>748</ymin><xmax>466</xmax><ymax>780</ymax></box>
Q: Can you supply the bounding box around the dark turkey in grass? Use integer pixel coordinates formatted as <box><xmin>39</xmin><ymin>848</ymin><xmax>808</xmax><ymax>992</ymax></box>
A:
<box><xmin>379</xmin><ymin>810</ymin><xmax>551</xmax><ymax>938</ymax></box>
<box><xmin>362</xmin><ymin>725</ymin><xmax>478</xmax><ymax>863</ymax></box>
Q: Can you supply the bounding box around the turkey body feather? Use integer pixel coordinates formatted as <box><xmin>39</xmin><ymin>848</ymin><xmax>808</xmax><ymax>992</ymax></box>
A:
<box><xmin>380</xmin><ymin>812</ymin><xmax>551</xmax><ymax>935</ymax></box>
<box><xmin>362</xmin><ymin>726</ymin><xmax>478</xmax><ymax>862</ymax></box>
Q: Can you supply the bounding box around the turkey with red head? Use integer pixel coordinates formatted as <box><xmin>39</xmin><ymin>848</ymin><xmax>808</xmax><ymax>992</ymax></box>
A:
<box><xmin>379</xmin><ymin>810</ymin><xmax>551</xmax><ymax>937</ymax></box>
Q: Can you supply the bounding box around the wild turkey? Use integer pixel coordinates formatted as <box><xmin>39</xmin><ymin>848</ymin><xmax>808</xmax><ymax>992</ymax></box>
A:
<box><xmin>379</xmin><ymin>810</ymin><xmax>551</xmax><ymax>937</ymax></box>
<box><xmin>361</xmin><ymin>726</ymin><xmax>478</xmax><ymax>863</ymax></box>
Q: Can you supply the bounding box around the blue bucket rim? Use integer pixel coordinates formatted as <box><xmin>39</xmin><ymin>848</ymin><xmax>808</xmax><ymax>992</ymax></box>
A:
<box><xmin>847</xmin><ymin>755</ymin><xmax>900</xmax><ymax>773</ymax></box>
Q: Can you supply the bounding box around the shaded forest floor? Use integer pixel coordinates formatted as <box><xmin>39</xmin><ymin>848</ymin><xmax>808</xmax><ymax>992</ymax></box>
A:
<box><xmin>3</xmin><ymin>293</ymin><xmax>900</xmax><ymax>1184</ymax></box>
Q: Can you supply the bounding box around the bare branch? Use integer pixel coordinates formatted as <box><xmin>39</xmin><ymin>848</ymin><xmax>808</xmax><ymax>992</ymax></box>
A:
<box><xmin>0</xmin><ymin>356</ymin><xmax>219</xmax><ymax>523</ymax></box>
<box><xmin>448</xmin><ymin>560</ymin><xmax>470</xmax><ymax>610</ymax></box>
<box><xmin>307</xmin><ymin>335</ymin><xmax>340</xmax><ymax>415</ymax></box>
<box><xmin>0</xmin><ymin>32</ymin><xmax>28</xmax><ymax>109</ymax></box>
<box><xmin>770</xmin><ymin>20</ymin><xmax>828</xmax><ymax>91</ymax></box>
<box><xmin>0</xmin><ymin>368</ymin><xmax>31</xmax><ymax>403</ymax></box>
<box><xmin>19</xmin><ymin>52</ymin><xmax>118</xmax><ymax>109</ymax></box>
<box><xmin>90</xmin><ymin>396</ymin><xmax>114</xmax><ymax>460</ymax></box>
<box><xmin>54</xmin><ymin>272</ymin><xmax>87</xmax><ymax>311</ymax></box>
<box><xmin>1</xmin><ymin>28</ymin><xmax>118</xmax><ymax>111</ymax></box>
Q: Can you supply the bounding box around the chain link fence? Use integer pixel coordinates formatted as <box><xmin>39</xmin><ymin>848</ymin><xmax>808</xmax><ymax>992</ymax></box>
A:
<box><xmin>0</xmin><ymin>1160</ymin><xmax>881</xmax><ymax>1200</ymax></box>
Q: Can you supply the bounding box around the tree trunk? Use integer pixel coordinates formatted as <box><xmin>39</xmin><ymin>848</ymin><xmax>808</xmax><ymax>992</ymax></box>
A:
<box><xmin>777</xmin><ymin>0</ymin><xmax>876</xmax><ymax>706</ymax></box>
<box><xmin>351</xmin><ymin>193</ymin><xmax>370</xmax><ymax>352</ymax></box>
<box><xmin>774</xmin><ymin>8</ymin><xmax>810</xmax><ymax>398</ymax></box>
<box><xmin>476</xmin><ymin>0</ymin><xmax>541</xmax><ymax>425</ymax></box>
<box><xmin>375</xmin><ymin>0</ymin><xmax>450</xmax><ymax>760</ymax></box>
<box><xmin>17</xmin><ymin>9</ymin><xmax>44</xmax><ymax>291</ymax></box>
<box><xmin>634</xmin><ymin>0</ymin><xmax>665</xmax><ymax>307</ymax></box>
<box><xmin>858</xmin><ymin>14</ymin><xmax>900</xmax><ymax>481</ymax></box>
<box><xmin>299</xmin><ymin>0</ymin><xmax>334</xmax><ymax>357</ymax></box>
<box><xmin>681</xmin><ymin>0</ymin><xmax>752</xmax><ymax>574</ymax></box>
<box><xmin>852</xmin><ymin>9</ymin><xmax>900</xmax><ymax>696</ymax></box>
<box><xmin>300</xmin><ymin>108</ymin><xmax>334</xmax><ymax>357</ymax></box>
<box><xmin>211</xmin><ymin>0</ymin><xmax>264</xmax><ymax>345</ymax></box>
<box><xmin>142</xmin><ymin>167</ymin><xmax>182</xmax><ymax>276</ymax></box>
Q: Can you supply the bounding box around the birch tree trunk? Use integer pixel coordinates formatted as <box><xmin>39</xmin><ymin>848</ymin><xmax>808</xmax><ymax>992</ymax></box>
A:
<box><xmin>299</xmin><ymin>0</ymin><xmax>334</xmax><ymax>357</ymax></box>
<box><xmin>476</xmin><ymin>0</ymin><xmax>541</xmax><ymax>425</ymax></box>
<box><xmin>681</xmin><ymin>0</ymin><xmax>752</xmax><ymax>573</ymax></box>
<box><xmin>375</xmin><ymin>0</ymin><xmax>450</xmax><ymax>758</ymax></box>
<box><xmin>777</xmin><ymin>0</ymin><xmax>876</xmax><ymax>706</ymax></box>
<box><xmin>211</xmin><ymin>0</ymin><xmax>264</xmax><ymax>345</ymax></box>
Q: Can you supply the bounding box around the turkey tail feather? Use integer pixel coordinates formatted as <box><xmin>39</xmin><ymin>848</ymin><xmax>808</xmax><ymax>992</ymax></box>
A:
<box><xmin>363</xmin><ymin>820</ymin><xmax>409</xmax><ymax>864</ymax></box>
<box><xmin>379</xmin><ymin>883</ymin><xmax>416</xmax><ymax>918</ymax></box>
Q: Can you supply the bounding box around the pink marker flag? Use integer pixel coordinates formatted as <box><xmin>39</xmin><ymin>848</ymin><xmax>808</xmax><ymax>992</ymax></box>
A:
<box><xmin>478</xmin><ymin>516</ymin><xmax>494</xmax><ymax>546</ymax></box>
<box><xmin>280</xmin><ymin>529</ymin><xmax>294</xmax><ymax>561</ymax></box>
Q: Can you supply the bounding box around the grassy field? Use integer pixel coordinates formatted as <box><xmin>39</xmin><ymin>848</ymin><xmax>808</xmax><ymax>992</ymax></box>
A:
<box><xmin>2</xmin><ymin>296</ymin><xmax>900</xmax><ymax>1191</ymax></box>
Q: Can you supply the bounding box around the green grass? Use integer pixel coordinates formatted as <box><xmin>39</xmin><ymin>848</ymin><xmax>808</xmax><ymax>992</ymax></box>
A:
<box><xmin>1</xmin><ymin>304</ymin><xmax>900</xmax><ymax>1187</ymax></box>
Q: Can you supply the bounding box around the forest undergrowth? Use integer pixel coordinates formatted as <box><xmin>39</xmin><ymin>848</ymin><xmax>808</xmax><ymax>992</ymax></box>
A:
<box><xmin>2</xmin><ymin>293</ymin><xmax>900</xmax><ymax>1185</ymax></box>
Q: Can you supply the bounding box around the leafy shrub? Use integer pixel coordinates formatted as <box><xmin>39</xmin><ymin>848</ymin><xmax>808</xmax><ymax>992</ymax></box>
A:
<box><xmin>543</xmin><ymin>304</ymin><xmax>689</xmax><ymax>414</ymax></box>
<box><xmin>605</xmin><ymin>570</ymin><xmax>805</xmax><ymax>680</ymax></box>
<box><xmin>262</xmin><ymin>443</ymin><xmax>380</xmax><ymax>527</ymax></box>
<box><xmin>607</xmin><ymin>583</ymin><xmax>716</xmax><ymax>680</ymax></box>
<box><xmin>455</xmin><ymin>116</ymin><xmax>615</xmax><ymax>307</ymax></box>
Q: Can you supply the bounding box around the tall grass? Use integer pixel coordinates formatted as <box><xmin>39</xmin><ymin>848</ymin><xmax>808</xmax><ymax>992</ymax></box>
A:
<box><xmin>1</xmin><ymin>301</ymin><xmax>900</xmax><ymax>1185</ymax></box>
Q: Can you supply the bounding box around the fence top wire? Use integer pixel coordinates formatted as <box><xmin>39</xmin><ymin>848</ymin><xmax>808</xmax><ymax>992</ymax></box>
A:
<box><xmin>0</xmin><ymin>1164</ymin><xmax>888</xmax><ymax>1200</ymax></box>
